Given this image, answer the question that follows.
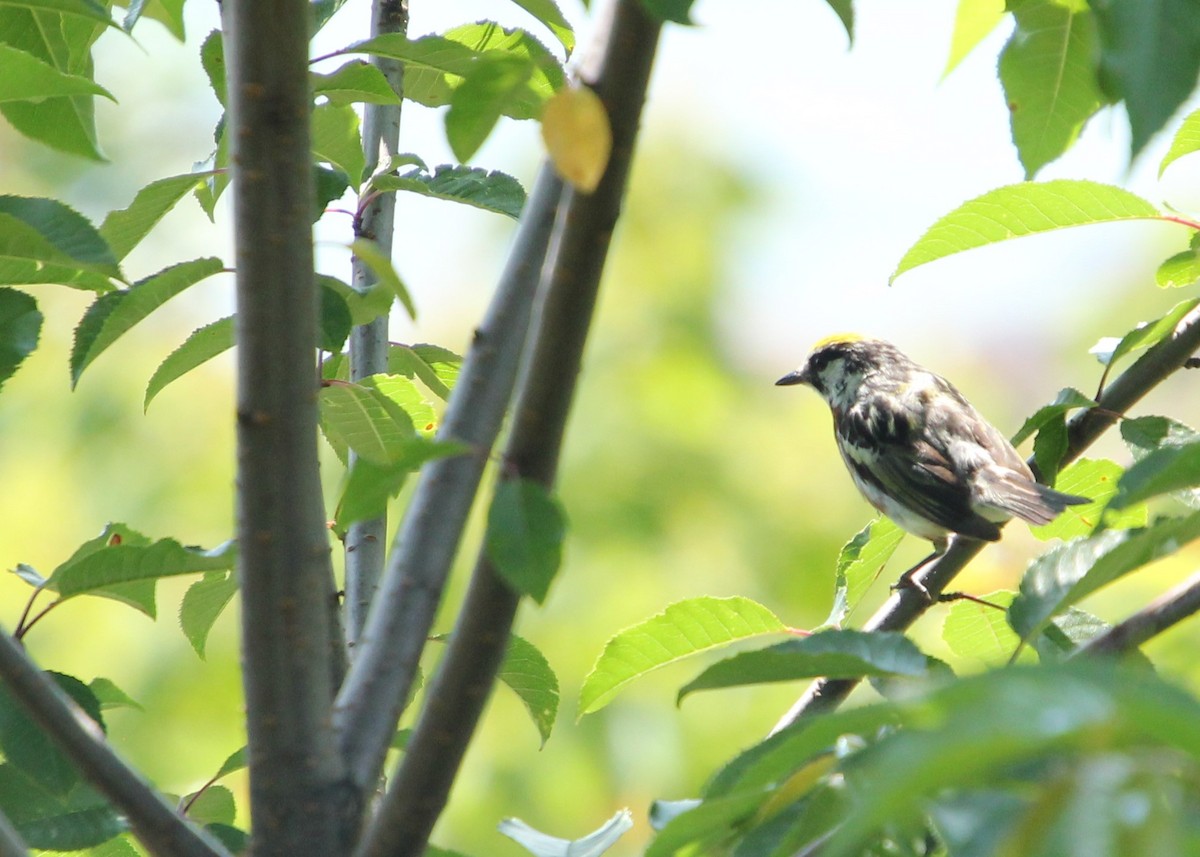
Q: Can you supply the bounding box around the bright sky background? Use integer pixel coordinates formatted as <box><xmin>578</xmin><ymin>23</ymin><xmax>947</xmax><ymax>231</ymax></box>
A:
<box><xmin>77</xmin><ymin>0</ymin><xmax>1200</xmax><ymax>379</ymax></box>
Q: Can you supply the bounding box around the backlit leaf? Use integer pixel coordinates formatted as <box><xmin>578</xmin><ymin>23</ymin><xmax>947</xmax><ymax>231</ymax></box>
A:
<box><xmin>486</xmin><ymin>479</ymin><xmax>566</xmax><ymax>604</ymax></box>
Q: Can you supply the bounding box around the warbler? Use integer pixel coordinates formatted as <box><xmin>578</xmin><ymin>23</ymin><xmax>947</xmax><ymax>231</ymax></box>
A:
<box><xmin>777</xmin><ymin>335</ymin><xmax>1089</xmax><ymax>557</ymax></box>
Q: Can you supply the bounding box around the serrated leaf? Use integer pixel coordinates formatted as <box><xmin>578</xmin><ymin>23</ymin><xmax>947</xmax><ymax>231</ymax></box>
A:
<box><xmin>541</xmin><ymin>84</ymin><xmax>611</xmax><ymax>193</ymax></box>
<box><xmin>88</xmin><ymin>677</ymin><xmax>142</xmax><ymax>711</ymax></box>
<box><xmin>332</xmin><ymin>440</ymin><xmax>466</xmax><ymax>531</ymax></box>
<box><xmin>943</xmin><ymin>0</ymin><xmax>1005</xmax><ymax>76</ymax></box>
<box><xmin>486</xmin><ymin>479</ymin><xmax>566</xmax><ymax>604</ymax></box>
<box><xmin>144</xmin><ymin>315</ymin><xmax>234</xmax><ymax>409</ymax></box>
<box><xmin>388</xmin><ymin>343</ymin><xmax>462</xmax><ymax>400</ymax></box>
<box><xmin>340</xmin><ymin>23</ymin><xmax>563</xmax><ymax>119</ymax></box>
<box><xmin>1093</xmin><ymin>0</ymin><xmax>1200</xmax><ymax>159</ymax></box>
<box><xmin>999</xmin><ymin>0</ymin><xmax>1104</xmax><ymax>179</ymax></box>
<box><xmin>1029</xmin><ymin>458</ymin><xmax>1143</xmax><ymax>540</ymax></box>
<box><xmin>319</xmin><ymin>375</ymin><xmax>421</xmax><ymax>465</ymax></box>
<box><xmin>499</xmin><ymin>634</ymin><xmax>559</xmax><ymax>747</ymax></box>
<box><xmin>447</xmin><ymin>53</ymin><xmax>533</xmax><ymax>162</ymax></box>
<box><xmin>1155</xmin><ymin>243</ymin><xmax>1200</xmax><ymax>289</ymax></box>
<box><xmin>0</xmin><ymin>42</ymin><xmax>112</xmax><ymax>102</ymax></box>
<box><xmin>508</xmin><ymin>0</ymin><xmax>575</xmax><ymax>56</ymax></box>
<box><xmin>180</xmin><ymin>571</ymin><xmax>238</xmax><ymax>658</ymax></box>
<box><xmin>942</xmin><ymin>590</ymin><xmax>1024</xmax><ymax>664</ymax></box>
<box><xmin>184</xmin><ymin>784</ymin><xmax>235</xmax><ymax>826</ymax></box>
<box><xmin>213</xmin><ymin>746</ymin><xmax>247</xmax><ymax>780</ymax></box>
<box><xmin>834</xmin><ymin>517</ymin><xmax>904</xmax><ymax>618</ymax></box>
<box><xmin>677</xmin><ymin>630</ymin><xmax>929</xmax><ymax>703</ymax></box>
<box><xmin>0</xmin><ymin>671</ymin><xmax>103</xmax><ymax>794</ymax></box>
<box><xmin>1121</xmin><ymin>415</ymin><xmax>1200</xmax><ymax>510</ymax></box>
<box><xmin>312</xmin><ymin>60</ymin><xmax>400</xmax><ymax>105</ymax></box>
<box><xmin>0</xmin><ymin>197</ymin><xmax>119</xmax><ymax>279</ymax></box>
<box><xmin>1089</xmin><ymin>298</ymin><xmax>1200</xmax><ymax>396</ymax></box>
<box><xmin>1012</xmin><ymin>387</ymin><xmax>1096</xmax><ymax>446</ymax></box>
<box><xmin>578</xmin><ymin>596</ymin><xmax>786</xmax><ymax>715</ymax></box>
<box><xmin>311</xmin><ymin>101</ymin><xmax>365</xmax><ymax>187</ymax></box>
<box><xmin>370</xmin><ymin>164</ymin><xmax>526</xmax><ymax>220</ymax></box>
<box><xmin>891</xmin><ymin>180</ymin><xmax>1160</xmax><ymax>283</ymax></box>
<box><xmin>71</xmin><ymin>257</ymin><xmax>224</xmax><ymax>386</ymax></box>
<box><xmin>319</xmin><ymin>279</ymin><xmax>352</xmax><ymax>352</ymax></box>
<box><xmin>98</xmin><ymin>173</ymin><xmax>209</xmax><ymax>261</ymax></box>
<box><xmin>1160</xmin><ymin>106</ymin><xmax>1200</xmax><ymax>176</ymax></box>
<box><xmin>193</xmin><ymin>122</ymin><xmax>230</xmax><ymax>220</ymax></box>
<box><xmin>499</xmin><ymin>810</ymin><xmax>632</xmax><ymax>857</ymax></box>
<box><xmin>199</xmin><ymin>29</ymin><xmax>225</xmax><ymax>106</ymax></box>
<box><xmin>349</xmin><ymin>238</ymin><xmax>415</xmax><ymax>319</ymax></box>
<box><xmin>1107</xmin><ymin>439</ymin><xmax>1200</xmax><ymax>510</ymax></box>
<box><xmin>0</xmin><ymin>287</ymin><xmax>42</xmax><ymax>394</ymax></box>
<box><xmin>313</xmin><ymin>165</ymin><xmax>350</xmax><ymax>222</ymax></box>
<box><xmin>47</xmin><ymin>531</ymin><xmax>236</xmax><ymax>601</ymax></box>
<box><xmin>1011</xmin><ymin>387</ymin><xmax>1095</xmax><ymax>484</ymax></box>
<box><xmin>2</xmin><ymin>0</ymin><xmax>113</xmax><ymax>24</ymax></box>
<box><xmin>0</xmin><ymin>764</ymin><xmax>125</xmax><ymax>850</ymax></box>
<box><xmin>1010</xmin><ymin>511</ymin><xmax>1200</xmax><ymax>645</ymax></box>
<box><xmin>317</xmin><ymin>275</ymin><xmax>392</xmax><ymax>327</ymax></box>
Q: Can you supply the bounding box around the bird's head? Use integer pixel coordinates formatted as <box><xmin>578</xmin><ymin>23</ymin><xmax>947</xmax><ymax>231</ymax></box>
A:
<box><xmin>776</xmin><ymin>334</ymin><xmax>896</xmax><ymax>410</ymax></box>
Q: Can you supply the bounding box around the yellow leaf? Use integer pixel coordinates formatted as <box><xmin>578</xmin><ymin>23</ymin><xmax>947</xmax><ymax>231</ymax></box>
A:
<box><xmin>540</xmin><ymin>85</ymin><xmax>612</xmax><ymax>193</ymax></box>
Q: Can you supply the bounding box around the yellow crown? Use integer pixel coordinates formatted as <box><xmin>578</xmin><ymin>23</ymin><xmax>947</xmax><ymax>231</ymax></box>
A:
<box><xmin>810</xmin><ymin>332</ymin><xmax>866</xmax><ymax>350</ymax></box>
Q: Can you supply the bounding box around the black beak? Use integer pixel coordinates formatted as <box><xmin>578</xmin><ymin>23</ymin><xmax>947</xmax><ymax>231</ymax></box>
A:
<box><xmin>775</xmin><ymin>369</ymin><xmax>807</xmax><ymax>387</ymax></box>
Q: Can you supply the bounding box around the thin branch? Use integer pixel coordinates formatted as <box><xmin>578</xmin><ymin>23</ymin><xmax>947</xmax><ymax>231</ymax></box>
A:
<box><xmin>771</xmin><ymin>303</ymin><xmax>1200</xmax><ymax>733</ymax></box>
<box><xmin>222</xmin><ymin>0</ymin><xmax>351</xmax><ymax>850</ymax></box>
<box><xmin>1077</xmin><ymin>569</ymin><xmax>1200</xmax><ymax>657</ymax></box>
<box><xmin>344</xmin><ymin>0</ymin><xmax>408</xmax><ymax>655</ymax></box>
<box><xmin>0</xmin><ymin>631</ymin><xmax>228</xmax><ymax>857</ymax></box>
<box><xmin>353</xmin><ymin>5</ymin><xmax>663</xmax><ymax>855</ymax></box>
<box><xmin>333</xmin><ymin>165</ymin><xmax>565</xmax><ymax>799</ymax></box>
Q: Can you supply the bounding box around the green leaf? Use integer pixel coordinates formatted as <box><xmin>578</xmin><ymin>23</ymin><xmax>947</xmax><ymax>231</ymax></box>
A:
<box><xmin>1088</xmin><ymin>297</ymin><xmax>1200</xmax><ymax>393</ymax></box>
<box><xmin>833</xmin><ymin>517</ymin><xmax>904</xmax><ymax>619</ymax></box>
<box><xmin>314</xmin><ymin>164</ymin><xmax>350</xmax><ymax>222</ymax></box>
<box><xmin>180</xmin><ymin>571</ymin><xmax>238</xmax><ymax>658</ymax></box>
<box><xmin>0</xmin><ymin>287</ymin><xmax>42</xmax><ymax>393</ymax></box>
<box><xmin>319</xmin><ymin>278</ymin><xmax>352</xmax><ymax>352</ymax></box>
<box><xmin>311</xmin><ymin>101</ymin><xmax>365</xmax><ymax>187</ymax></box>
<box><xmin>508</xmin><ymin>0</ymin><xmax>575</xmax><ymax>56</ymax></box>
<box><xmin>822</xmin><ymin>0</ymin><xmax>853</xmax><ymax>43</ymax></box>
<box><xmin>943</xmin><ymin>0</ymin><xmax>1005</xmax><ymax>76</ymax></box>
<box><xmin>499</xmin><ymin>634</ymin><xmax>559</xmax><ymax>747</ymax></box>
<box><xmin>319</xmin><ymin>376</ymin><xmax>418</xmax><ymax>465</ymax></box>
<box><xmin>1093</xmin><ymin>0</ymin><xmax>1200</xmax><ymax>159</ymax></box>
<box><xmin>0</xmin><ymin>0</ymin><xmax>112</xmax><ymax>25</ymax></box>
<box><xmin>332</xmin><ymin>440</ymin><xmax>466</xmax><ymax>531</ymax></box>
<box><xmin>0</xmin><ymin>42</ymin><xmax>112</xmax><ymax>101</ymax></box>
<box><xmin>891</xmin><ymin>180</ymin><xmax>1160</xmax><ymax>283</ymax></box>
<box><xmin>446</xmin><ymin>53</ymin><xmax>533</xmax><ymax>162</ymax></box>
<box><xmin>88</xmin><ymin>677</ymin><xmax>142</xmax><ymax>711</ymax></box>
<box><xmin>1009</xmin><ymin>511</ymin><xmax>1200</xmax><ymax>644</ymax></box>
<box><xmin>99</xmin><ymin>173</ymin><xmax>209</xmax><ymax>261</ymax></box>
<box><xmin>312</xmin><ymin>60</ymin><xmax>400</xmax><ymax>105</ymax></box>
<box><xmin>349</xmin><ymin>238</ymin><xmax>415</xmax><ymax>319</ymax></box>
<box><xmin>213</xmin><ymin>746</ymin><xmax>247</xmax><ymax>780</ymax></box>
<box><xmin>71</xmin><ymin>257</ymin><xmax>224</xmax><ymax>386</ymax></box>
<box><xmin>199</xmin><ymin>29</ymin><xmax>225</xmax><ymax>106</ymax></box>
<box><xmin>48</xmin><ymin>529</ymin><xmax>236</xmax><ymax>602</ymax></box>
<box><xmin>1121</xmin><ymin>416</ymin><xmax>1200</xmax><ymax>509</ymax></box>
<box><xmin>317</xmin><ymin>275</ymin><xmax>392</xmax><ymax>327</ymax></box>
<box><xmin>310</xmin><ymin>0</ymin><xmax>350</xmax><ymax>33</ymax></box>
<box><xmin>388</xmin><ymin>343</ymin><xmax>462</xmax><ymax>400</ymax></box>
<box><xmin>0</xmin><ymin>764</ymin><xmax>125</xmax><ymax>850</ymax></box>
<box><xmin>341</xmin><ymin>23</ymin><xmax>563</xmax><ymax>119</ymax></box>
<box><xmin>144</xmin><ymin>315</ymin><xmax>234</xmax><ymax>409</ymax></box>
<box><xmin>184</xmin><ymin>785</ymin><xmax>235</xmax><ymax>826</ymax></box>
<box><xmin>942</xmin><ymin>591</ymin><xmax>1024</xmax><ymax>664</ymax></box>
<box><xmin>1029</xmin><ymin>458</ymin><xmax>1144</xmax><ymax>540</ymax></box>
<box><xmin>1160</xmin><ymin>106</ymin><xmax>1200</xmax><ymax>176</ymax></box>
<box><xmin>499</xmin><ymin>810</ymin><xmax>633</xmax><ymax>857</ymax></box>
<box><xmin>485</xmin><ymin>479</ymin><xmax>567</xmax><ymax>604</ymax></box>
<box><xmin>1013</xmin><ymin>387</ymin><xmax>1096</xmax><ymax>483</ymax></box>
<box><xmin>1012</xmin><ymin>387</ymin><xmax>1096</xmax><ymax>447</ymax></box>
<box><xmin>637</xmin><ymin>0</ymin><xmax>694</xmax><ymax>24</ymax></box>
<box><xmin>677</xmin><ymin>630</ymin><xmax>929</xmax><ymax>703</ymax></box>
<box><xmin>0</xmin><ymin>196</ymin><xmax>119</xmax><ymax>279</ymax></box>
<box><xmin>1107</xmin><ymin>439</ymin><xmax>1200</xmax><ymax>510</ymax></box>
<box><xmin>0</xmin><ymin>671</ymin><xmax>102</xmax><ymax>794</ymax></box>
<box><xmin>999</xmin><ymin>0</ymin><xmax>1105</xmax><ymax>179</ymax></box>
<box><xmin>192</xmin><ymin>122</ymin><xmax>230</xmax><ymax>220</ymax></box>
<box><xmin>370</xmin><ymin>164</ymin><xmax>526</xmax><ymax>220</ymax></box>
<box><xmin>1155</xmin><ymin>239</ymin><xmax>1200</xmax><ymax>288</ymax></box>
<box><xmin>578</xmin><ymin>596</ymin><xmax>786</xmax><ymax>715</ymax></box>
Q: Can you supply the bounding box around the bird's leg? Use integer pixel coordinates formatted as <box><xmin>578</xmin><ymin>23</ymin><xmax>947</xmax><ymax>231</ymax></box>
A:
<box><xmin>891</xmin><ymin>545</ymin><xmax>946</xmax><ymax>602</ymax></box>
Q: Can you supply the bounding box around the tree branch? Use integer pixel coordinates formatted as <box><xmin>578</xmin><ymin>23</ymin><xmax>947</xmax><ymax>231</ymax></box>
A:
<box><xmin>344</xmin><ymin>0</ymin><xmax>408</xmax><ymax>655</ymax></box>
<box><xmin>333</xmin><ymin>165</ymin><xmax>564</xmax><ymax>800</ymax></box>
<box><xmin>0</xmin><ymin>631</ymin><xmax>228</xmax><ymax>857</ymax></box>
<box><xmin>222</xmin><ymin>0</ymin><xmax>351</xmax><ymax>850</ymax></box>
<box><xmin>771</xmin><ymin>303</ymin><xmax>1200</xmax><ymax>732</ymax></box>
<box><xmin>1077</xmin><ymin>569</ymin><xmax>1200</xmax><ymax>657</ymax></box>
<box><xmin>353</xmin><ymin>5</ymin><xmax>663</xmax><ymax>856</ymax></box>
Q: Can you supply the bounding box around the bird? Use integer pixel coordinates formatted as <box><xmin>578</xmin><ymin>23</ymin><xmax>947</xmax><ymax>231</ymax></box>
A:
<box><xmin>777</xmin><ymin>334</ymin><xmax>1089</xmax><ymax>592</ymax></box>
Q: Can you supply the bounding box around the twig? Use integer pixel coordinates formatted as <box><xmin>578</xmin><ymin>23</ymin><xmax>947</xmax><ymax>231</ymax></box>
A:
<box><xmin>771</xmin><ymin>303</ymin><xmax>1200</xmax><ymax>733</ymax></box>
<box><xmin>1077</xmin><ymin>569</ymin><xmax>1200</xmax><ymax>657</ymax></box>
<box><xmin>352</xmin><ymin>4</ymin><xmax>663</xmax><ymax>856</ymax></box>
<box><xmin>333</xmin><ymin>166</ymin><xmax>564</xmax><ymax>798</ymax></box>
<box><xmin>0</xmin><ymin>630</ymin><xmax>228</xmax><ymax>857</ymax></box>
<box><xmin>344</xmin><ymin>0</ymin><xmax>408</xmax><ymax>656</ymax></box>
<box><xmin>222</xmin><ymin>0</ymin><xmax>352</xmax><ymax>850</ymax></box>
